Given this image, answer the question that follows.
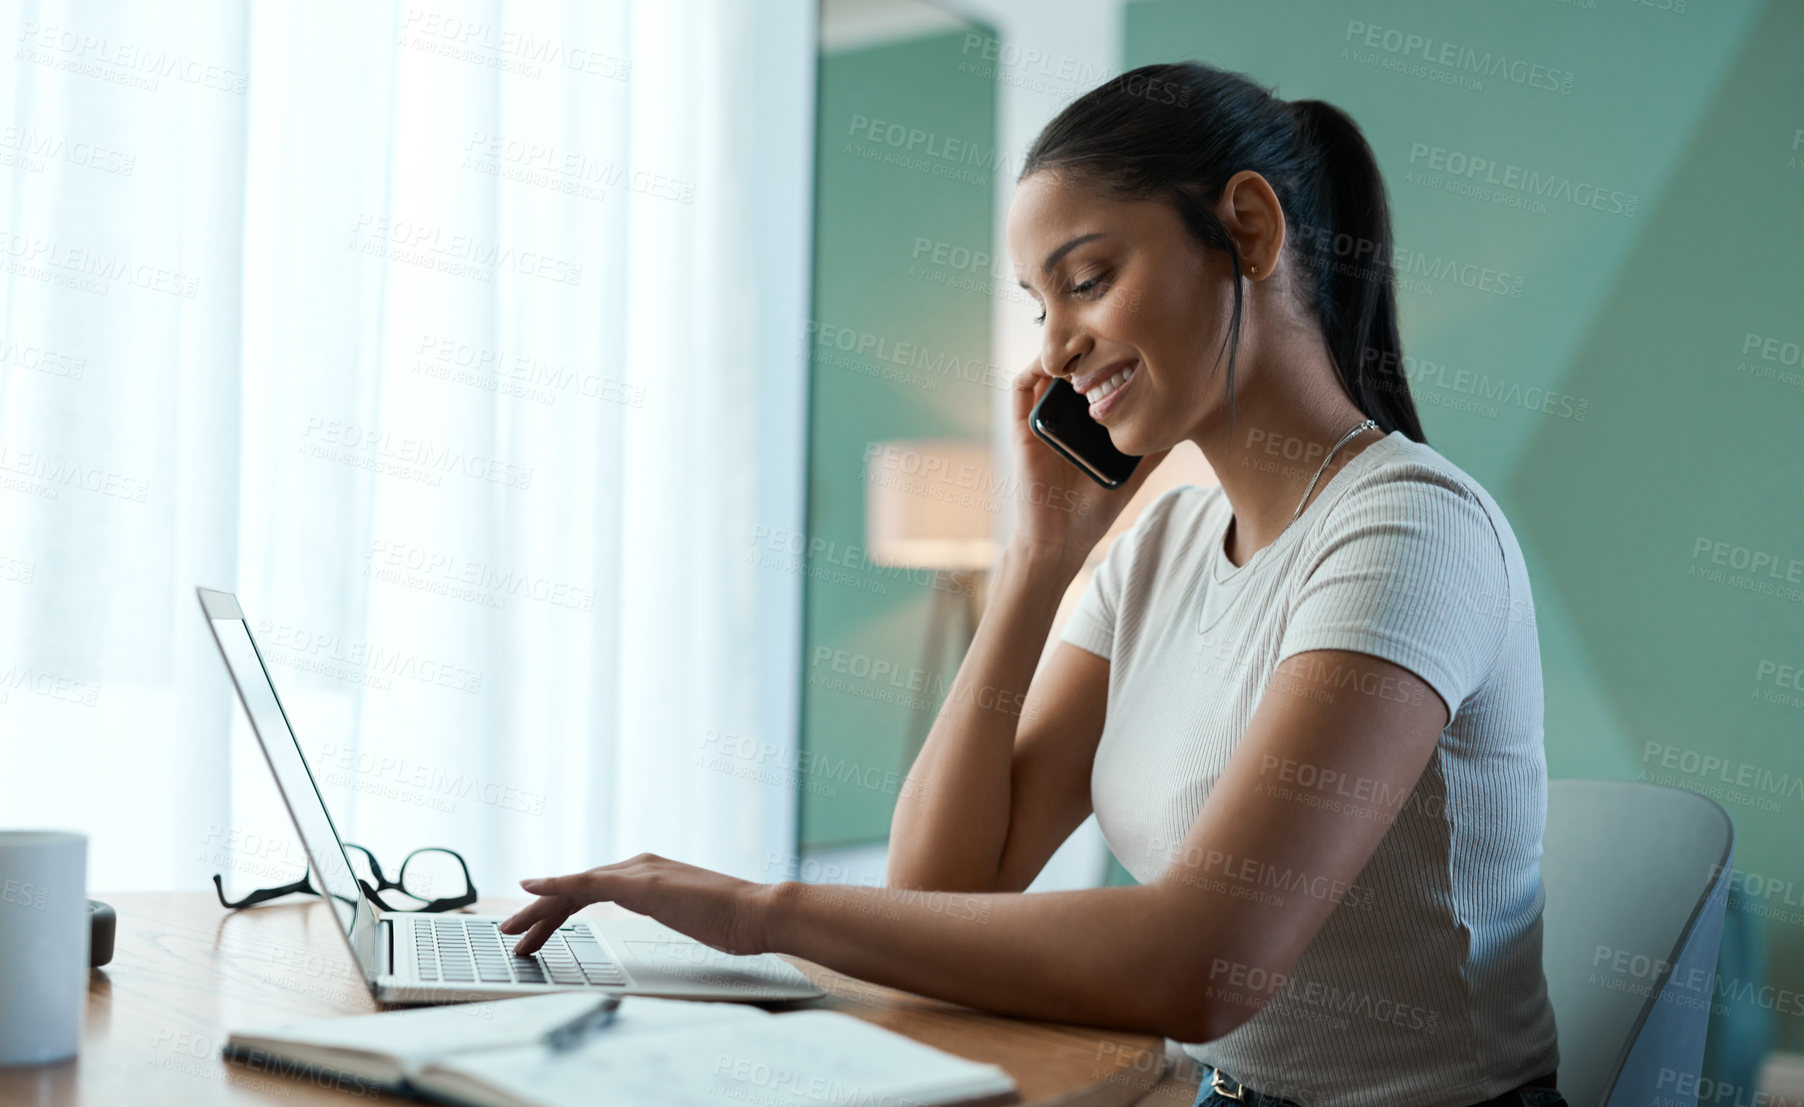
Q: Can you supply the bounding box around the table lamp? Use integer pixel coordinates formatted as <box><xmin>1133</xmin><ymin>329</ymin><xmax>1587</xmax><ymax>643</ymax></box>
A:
<box><xmin>864</xmin><ymin>439</ymin><xmax>1000</xmax><ymax>766</ymax></box>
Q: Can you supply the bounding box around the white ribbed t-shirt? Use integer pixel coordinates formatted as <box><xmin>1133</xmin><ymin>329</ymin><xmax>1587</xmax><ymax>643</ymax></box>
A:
<box><xmin>1059</xmin><ymin>431</ymin><xmax>1559</xmax><ymax>1107</ymax></box>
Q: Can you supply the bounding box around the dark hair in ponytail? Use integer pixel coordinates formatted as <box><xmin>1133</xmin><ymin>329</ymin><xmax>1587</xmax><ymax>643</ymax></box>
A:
<box><xmin>1020</xmin><ymin>62</ymin><xmax>1426</xmax><ymax>443</ymax></box>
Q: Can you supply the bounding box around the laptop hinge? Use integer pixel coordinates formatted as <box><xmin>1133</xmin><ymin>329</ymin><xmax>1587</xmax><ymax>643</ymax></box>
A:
<box><xmin>380</xmin><ymin>917</ymin><xmax>394</xmax><ymax>977</ymax></box>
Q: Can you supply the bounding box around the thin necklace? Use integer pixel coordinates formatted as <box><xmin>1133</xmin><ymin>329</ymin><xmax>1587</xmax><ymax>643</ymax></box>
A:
<box><xmin>1288</xmin><ymin>417</ymin><xmax>1377</xmax><ymax>525</ymax></box>
<box><xmin>1214</xmin><ymin>417</ymin><xmax>1378</xmax><ymax>582</ymax></box>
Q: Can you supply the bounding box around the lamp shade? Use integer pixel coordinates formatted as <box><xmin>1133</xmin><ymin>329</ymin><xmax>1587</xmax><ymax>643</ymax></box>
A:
<box><xmin>864</xmin><ymin>438</ymin><xmax>1000</xmax><ymax>571</ymax></box>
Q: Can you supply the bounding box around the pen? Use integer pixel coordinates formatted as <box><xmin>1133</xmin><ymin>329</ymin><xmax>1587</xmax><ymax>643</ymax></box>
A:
<box><xmin>542</xmin><ymin>996</ymin><xmax>622</xmax><ymax>1053</ymax></box>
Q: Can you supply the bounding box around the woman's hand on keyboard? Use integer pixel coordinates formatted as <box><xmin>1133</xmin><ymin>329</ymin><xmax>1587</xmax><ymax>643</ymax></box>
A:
<box><xmin>501</xmin><ymin>854</ymin><xmax>776</xmax><ymax>958</ymax></box>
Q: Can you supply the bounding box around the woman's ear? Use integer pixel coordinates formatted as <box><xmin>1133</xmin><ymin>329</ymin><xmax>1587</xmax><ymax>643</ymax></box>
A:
<box><xmin>1215</xmin><ymin>170</ymin><xmax>1286</xmax><ymax>277</ymax></box>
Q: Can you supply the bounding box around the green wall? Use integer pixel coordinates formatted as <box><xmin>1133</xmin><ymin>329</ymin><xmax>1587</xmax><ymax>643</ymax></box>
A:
<box><xmin>797</xmin><ymin>26</ymin><xmax>998</xmax><ymax>847</ymax></box>
<box><xmin>1126</xmin><ymin>0</ymin><xmax>1803</xmax><ymax>1058</ymax></box>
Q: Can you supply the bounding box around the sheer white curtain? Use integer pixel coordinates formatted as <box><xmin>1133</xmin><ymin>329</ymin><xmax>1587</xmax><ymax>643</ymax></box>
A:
<box><xmin>0</xmin><ymin>0</ymin><xmax>814</xmax><ymax>897</ymax></box>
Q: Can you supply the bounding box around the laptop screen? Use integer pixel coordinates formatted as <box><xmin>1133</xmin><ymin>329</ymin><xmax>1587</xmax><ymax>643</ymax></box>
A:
<box><xmin>198</xmin><ymin>588</ymin><xmax>374</xmax><ymax>961</ymax></box>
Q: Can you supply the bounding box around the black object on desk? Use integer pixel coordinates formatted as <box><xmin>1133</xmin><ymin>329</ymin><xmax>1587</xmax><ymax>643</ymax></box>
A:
<box><xmin>88</xmin><ymin>899</ymin><xmax>115</xmax><ymax>967</ymax></box>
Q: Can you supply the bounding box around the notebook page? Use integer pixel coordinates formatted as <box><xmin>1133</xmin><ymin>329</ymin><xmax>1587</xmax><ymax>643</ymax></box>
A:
<box><xmin>424</xmin><ymin>1007</ymin><xmax>1015</xmax><ymax>1107</ymax></box>
<box><xmin>230</xmin><ymin>993</ymin><xmax>767</xmax><ymax>1076</ymax></box>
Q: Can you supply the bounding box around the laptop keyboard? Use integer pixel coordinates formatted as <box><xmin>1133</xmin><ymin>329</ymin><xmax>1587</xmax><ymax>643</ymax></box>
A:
<box><xmin>414</xmin><ymin>918</ymin><xmax>627</xmax><ymax>988</ymax></box>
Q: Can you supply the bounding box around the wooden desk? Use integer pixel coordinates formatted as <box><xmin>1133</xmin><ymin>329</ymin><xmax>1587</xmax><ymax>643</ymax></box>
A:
<box><xmin>0</xmin><ymin>893</ymin><xmax>1203</xmax><ymax>1107</ymax></box>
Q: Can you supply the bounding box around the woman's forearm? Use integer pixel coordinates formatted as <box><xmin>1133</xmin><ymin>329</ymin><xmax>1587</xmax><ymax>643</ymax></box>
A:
<box><xmin>759</xmin><ymin>878</ymin><xmax>1228</xmax><ymax>1043</ymax></box>
<box><xmin>886</xmin><ymin>541</ymin><xmax>1084</xmax><ymax>891</ymax></box>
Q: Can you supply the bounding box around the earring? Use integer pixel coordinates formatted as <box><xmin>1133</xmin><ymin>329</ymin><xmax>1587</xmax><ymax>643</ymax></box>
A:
<box><xmin>1248</xmin><ymin>264</ymin><xmax>1259</xmax><ymax>276</ymax></box>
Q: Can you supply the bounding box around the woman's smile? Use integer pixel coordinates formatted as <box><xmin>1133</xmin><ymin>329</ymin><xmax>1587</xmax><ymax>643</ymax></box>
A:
<box><xmin>1077</xmin><ymin>358</ymin><xmax>1141</xmax><ymax>421</ymax></box>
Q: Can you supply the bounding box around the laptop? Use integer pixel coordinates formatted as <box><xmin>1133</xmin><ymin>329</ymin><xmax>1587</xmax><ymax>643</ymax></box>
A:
<box><xmin>197</xmin><ymin>587</ymin><xmax>822</xmax><ymax>1005</ymax></box>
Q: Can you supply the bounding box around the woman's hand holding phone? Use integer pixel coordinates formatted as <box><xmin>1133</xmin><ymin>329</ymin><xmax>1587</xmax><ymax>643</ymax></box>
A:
<box><xmin>1009</xmin><ymin>362</ymin><xmax>1168</xmax><ymax>571</ymax></box>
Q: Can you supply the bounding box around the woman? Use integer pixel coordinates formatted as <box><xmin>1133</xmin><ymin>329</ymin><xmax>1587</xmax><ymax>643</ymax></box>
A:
<box><xmin>503</xmin><ymin>62</ymin><xmax>1564</xmax><ymax>1107</ymax></box>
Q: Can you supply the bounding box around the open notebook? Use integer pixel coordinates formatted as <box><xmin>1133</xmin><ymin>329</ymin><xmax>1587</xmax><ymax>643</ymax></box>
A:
<box><xmin>224</xmin><ymin>992</ymin><xmax>1018</xmax><ymax>1107</ymax></box>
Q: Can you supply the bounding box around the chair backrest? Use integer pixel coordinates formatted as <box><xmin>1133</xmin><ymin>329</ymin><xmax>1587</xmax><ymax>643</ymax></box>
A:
<box><xmin>1541</xmin><ymin>780</ymin><xmax>1734</xmax><ymax>1107</ymax></box>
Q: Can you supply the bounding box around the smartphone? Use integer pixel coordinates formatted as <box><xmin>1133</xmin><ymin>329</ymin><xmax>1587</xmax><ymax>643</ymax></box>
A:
<box><xmin>1029</xmin><ymin>376</ymin><xmax>1142</xmax><ymax>488</ymax></box>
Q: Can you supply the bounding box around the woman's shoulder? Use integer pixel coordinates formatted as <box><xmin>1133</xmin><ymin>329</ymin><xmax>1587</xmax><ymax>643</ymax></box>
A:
<box><xmin>1298</xmin><ymin>433</ymin><xmax>1532</xmax><ymax>595</ymax></box>
<box><xmin>1148</xmin><ymin>480</ymin><xmax>1228</xmax><ymax>522</ymax></box>
<box><xmin>1138</xmin><ymin>481</ymin><xmax>1230</xmax><ymax>547</ymax></box>
<box><xmin>1342</xmin><ymin>433</ymin><xmax>1493</xmax><ymax>499</ymax></box>
<box><xmin>1296</xmin><ymin>435</ymin><xmax>1538</xmax><ymax>710</ymax></box>
<box><xmin>1098</xmin><ymin>481</ymin><xmax>1226</xmax><ymax>569</ymax></box>
<box><xmin>1322</xmin><ymin>434</ymin><xmax>1514</xmax><ymax>544</ymax></box>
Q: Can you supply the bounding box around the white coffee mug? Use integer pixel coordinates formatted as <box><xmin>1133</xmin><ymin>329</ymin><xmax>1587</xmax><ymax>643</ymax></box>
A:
<box><xmin>0</xmin><ymin>830</ymin><xmax>88</xmax><ymax>1066</ymax></box>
